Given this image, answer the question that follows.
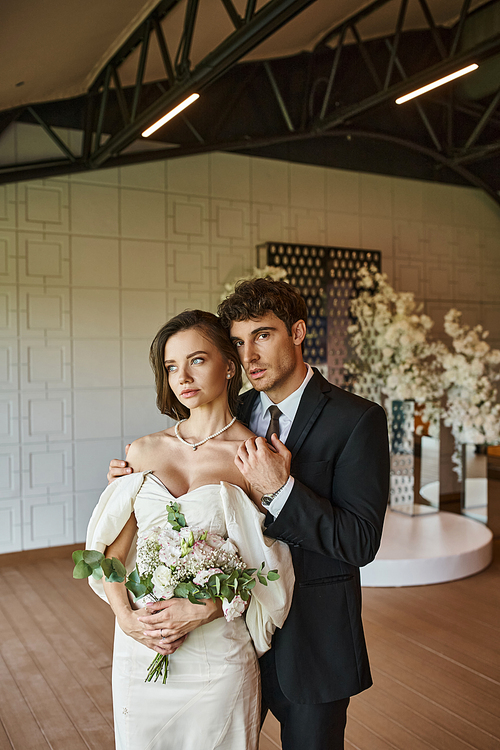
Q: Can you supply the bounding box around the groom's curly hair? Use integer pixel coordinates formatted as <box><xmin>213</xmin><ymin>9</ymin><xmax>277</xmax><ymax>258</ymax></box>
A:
<box><xmin>150</xmin><ymin>310</ymin><xmax>242</xmax><ymax>420</ymax></box>
<box><xmin>218</xmin><ymin>277</ymin><xmax>308</xmax><ymax>341</ymax></box>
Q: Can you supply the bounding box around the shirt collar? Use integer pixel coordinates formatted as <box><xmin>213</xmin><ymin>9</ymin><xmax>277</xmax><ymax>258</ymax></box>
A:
<box><xmin>259</xmin><ymin>364</ymin><xmax>314</xmax><ymax>423</ymax></box>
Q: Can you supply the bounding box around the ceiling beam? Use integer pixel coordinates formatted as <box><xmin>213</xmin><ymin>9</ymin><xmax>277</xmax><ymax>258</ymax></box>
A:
<box><xmin>313</xmin><ymin>32</ymin><xmax>500</xmax><ymax>133</ymax></box>
<box><xmin>89</xmin><ymin>0</ymin><xmax>319</xmax><ymax>167</ymax></box>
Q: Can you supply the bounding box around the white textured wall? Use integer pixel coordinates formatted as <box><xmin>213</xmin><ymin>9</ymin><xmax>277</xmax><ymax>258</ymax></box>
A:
<box><xmin>1</xmin><ymin>148</ymin><xmax>499</xmax><ymax>552</ymax></box>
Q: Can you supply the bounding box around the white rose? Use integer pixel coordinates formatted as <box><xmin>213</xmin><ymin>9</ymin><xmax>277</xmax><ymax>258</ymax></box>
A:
<box><xmin>222</xmin><ymin>595</ymin><xmax>246</xmax><ymax>622</ymax></box>
<box><xmin>152</xmin><ymin>565</ymin><xmax>175</xmax><ymax>599</ymax></box>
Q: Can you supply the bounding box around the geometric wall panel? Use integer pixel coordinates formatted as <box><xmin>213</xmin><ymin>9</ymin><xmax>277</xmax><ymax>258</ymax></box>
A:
<box><xmin>27</xmin><ymin>293</ymin><xmax>62</xmax><ymax>330</ymax></box>
<box><xmin>26</xmin><ymin>240</ymin><xmax>62</xmax><ymax>277</ymax></box>
<box><xmin>30</xmin><ymin>451</ymin><xmax>65</xmax><ymax>488</ymax></box>
<box><xmin>0</xmin><ymin>346</ymin><xmax>10</xmax><ymax>384</ymax></box>
<box><xmin>0</xmin><ymin>399</ymin><xmax>15</xmax><ymax>441</ymax></box>
<box><xmin>174</xmin><ymin>249</ymin><xmax>203</xmax><ymax>283</ymax></box>
<box><xmin>30</xmin><ymin>502</ymin><xmax>67</xmax><ymax>540</ymax></box>
<box><xmin>0</xmin><ymin>453</ymin><xmax>12</xmax><ymax>491</ymax></box>
<box><xmin>28</xmin><ymin>346</ymin><xmax>64</xmax><ymax>382</ymax></box>
<box><xmin>0</xmin><ymin>507</ymin><xmax>14</xmax><ymax>544</ymax></box>
<box><xmin>0</xmin><ymin>292</ymin><xmax>9</xmax><ymax>330</ymax></box>
<box><xmin>0</xmin><ymin>238</ymin><xmax>7</xmax><ymax>274</ymax></box>
<box><xmin>174</xmin><ymin>202</ymin><xmax>203</xmax><ymax>235</ymax></box>
<box><xmin>0</xmin><ymin>185</ymin><xmax>7</xmax><ymax>220</ymax></box>
<box><xmin>217</xmin><ymin>207</ymin><xmax>244</xmax><ymax>239</ymax></box>
<box><xmin>28</xmin><ymin>399</ymin><xmax>64</xmax><ymax>435</ymax></box>
<box><xmin>26</xmin><ymin>187</ymin><xmax>62</xmax><ymax>224</ymax></box>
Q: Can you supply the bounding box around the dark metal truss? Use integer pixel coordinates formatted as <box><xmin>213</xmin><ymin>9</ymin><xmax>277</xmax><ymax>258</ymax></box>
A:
<box><xmin>0</xmin><ymin>0</ymin><xmax>317</xmax><ymax>178</ymax></box>
<box><xmin>1</xmin><ymin>0</ymin><xmax>500</xmax><ymax>206</ymax></box>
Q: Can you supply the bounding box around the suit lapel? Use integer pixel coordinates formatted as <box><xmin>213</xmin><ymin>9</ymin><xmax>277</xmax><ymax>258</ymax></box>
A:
<box><xmin>285</xmin><ymin>370</ymin><xmax>330</xmax><ymax>456</ymax></box>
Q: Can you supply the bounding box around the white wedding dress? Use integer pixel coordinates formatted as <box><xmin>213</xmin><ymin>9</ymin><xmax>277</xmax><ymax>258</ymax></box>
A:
<box><xmin>86</xmin><ymin>472</ymin><xmax>294</xmax><ymax>750</ymax></box>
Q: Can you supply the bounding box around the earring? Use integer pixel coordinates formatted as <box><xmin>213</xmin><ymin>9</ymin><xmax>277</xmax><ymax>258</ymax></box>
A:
<box><xmin>227</xmin><ymin>373</ymin><xmax>231</xmax><ymax>379</ymax></box>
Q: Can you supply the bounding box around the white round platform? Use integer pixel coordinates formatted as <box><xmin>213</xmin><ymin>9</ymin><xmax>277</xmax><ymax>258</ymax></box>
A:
<box><xmin>360</xmin><ymin>510</ymin><xmax>493</xmax><ymax>587</ymax></box>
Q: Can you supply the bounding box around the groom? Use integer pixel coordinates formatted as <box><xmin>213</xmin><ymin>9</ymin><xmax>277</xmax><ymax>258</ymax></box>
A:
<box><xmin>108</xmin><ymin>278</ymin><xmax>389</xmax><ymax>749</ymax></box>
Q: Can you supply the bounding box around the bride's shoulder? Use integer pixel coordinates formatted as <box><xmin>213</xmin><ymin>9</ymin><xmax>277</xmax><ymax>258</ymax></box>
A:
<box><xmin>127</xmin><ymin>429</ymin><xmax>175</xmax><ymax>467</ymax></box>
<box><xmin>231</xmin><ymin>421</ymin><xmax>256</xmax><ymax>442</ymax></box>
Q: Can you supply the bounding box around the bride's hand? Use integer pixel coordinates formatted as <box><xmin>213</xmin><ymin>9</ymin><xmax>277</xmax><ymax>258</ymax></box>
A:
<box><xmin>117</xmin><ymin>609</ymin><xmax>186</xmax><ymax>655</ymax></box>
<box><xmin>138</xmin><ymin>598</ymin><xmax>223</xmax><ymax>644</ymax></box>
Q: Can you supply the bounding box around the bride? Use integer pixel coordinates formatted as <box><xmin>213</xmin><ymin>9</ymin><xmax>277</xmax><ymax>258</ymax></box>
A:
<box><xmin>85</xmin><ymin>310</ymin><xmax>294</xmax><ymax>750</ymax></box>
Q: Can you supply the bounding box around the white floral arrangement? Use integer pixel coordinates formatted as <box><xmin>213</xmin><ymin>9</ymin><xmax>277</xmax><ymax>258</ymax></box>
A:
<box><xmin>220</xmin><ymin>264</ymin><xmax>287</xmax><ymax>303</ymax></box>
<box><xmin>345</xmin><ymin>266</ymin><xmax>445</xmax><ymax>435</ymax></box>
<box><xmin>441</xmin><ymin>309</ymin><xmax>500</xmax><ymax>476</ymax></box>
<box><xmin>73</xmin><ymin>501</ymin><xmax>279</xmax><ymax>683</ymax></box>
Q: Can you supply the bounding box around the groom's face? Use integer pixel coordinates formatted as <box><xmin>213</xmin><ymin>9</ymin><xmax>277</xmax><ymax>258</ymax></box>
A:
<box><xmin>229</xmin><ymin>312</ymin><xmax>305</xmax><ymax>399</ymax></box>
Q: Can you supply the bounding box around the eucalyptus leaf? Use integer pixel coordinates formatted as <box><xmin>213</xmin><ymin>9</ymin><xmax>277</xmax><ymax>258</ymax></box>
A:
<box><xmin>267</xmin><ymin>571</ymin><xmax>280</xmax><ymax>581</ymax></box>
<box><xmin>83</xmin><ymin>549</ymin><xmax>104</xmax><ymax>566</ymax></box>
<box><xmin>107</xmin><ymin>571</ymin><xmax>125</xmax><ymax>583</ymax></box>
<box><xmin>174</xmin><ymin>582</ymin><xmax>191</xmax><ymax>598</ymax></box>
<box><xmin>188</xmin><ymin>593</ymin><xmax>206</xmax><ymax>606</ymax></box>
<box><xmin>91</xmin><ymin>567</ymin><xmax>103</xmax><ymax>580</ymax></box>
<box><xmin>73</xmin><ymin>559</ymin><xmax>92</xmax><ymax>579</ymax></box>
<box><xmin>257</xmin><ymin>574</ymin><xmax>268</xmax><ymax>586</ymax></box>
<box><xmin>101</xmin><ymin>558</ymin><xmax>113</xmax><ymax>578</ymax></box>
<box><xmin>125</xmin><ymin>579</ymin><xmax>147</xmax><ymax>598</ymax></box>
<box><xmin>111</xmin><ymin>557</ymin><xmax>127</xmax><ymax>577</ymax></box>
<box><xmin>72</xmin><ymin>549</ymin><xmax>84</xmax><ymax>565</ymax></box>
<box><xmin>127</xmin><ymin>568</ymin><xmax>141</xmax><ymax>585</ymax></box>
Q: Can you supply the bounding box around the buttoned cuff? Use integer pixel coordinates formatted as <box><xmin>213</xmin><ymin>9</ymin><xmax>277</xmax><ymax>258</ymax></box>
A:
<box><xmin>267</xmin><ymin>476</ymin><xmax>294</xmax><ymax>518</ymax></box>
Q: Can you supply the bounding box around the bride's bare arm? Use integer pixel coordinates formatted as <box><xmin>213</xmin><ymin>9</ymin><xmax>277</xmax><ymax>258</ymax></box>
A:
<box><xmin>102</xmin><ymin>513</ymin><xmax>185</xmax><ymax>656</ymax></box>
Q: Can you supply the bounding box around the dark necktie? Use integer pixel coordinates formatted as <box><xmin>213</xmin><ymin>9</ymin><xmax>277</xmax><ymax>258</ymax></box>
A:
<box><xmin>265</xmin><ymin>405</ymin><xmax>282</xmax><ymax>443</ymax></box>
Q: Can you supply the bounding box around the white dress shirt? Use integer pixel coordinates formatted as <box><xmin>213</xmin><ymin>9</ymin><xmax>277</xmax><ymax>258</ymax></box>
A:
<box><xmin>248</xmin><ymin>364</ymin><xmax>314</xmax><ymax>517</ymax></box>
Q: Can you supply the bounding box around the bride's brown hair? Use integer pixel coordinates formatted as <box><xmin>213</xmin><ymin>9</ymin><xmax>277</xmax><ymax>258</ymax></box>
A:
<box><xmin>150</xmin><ymin>310</ymin><xmax>242</xmax><ymax>421</ymax></box>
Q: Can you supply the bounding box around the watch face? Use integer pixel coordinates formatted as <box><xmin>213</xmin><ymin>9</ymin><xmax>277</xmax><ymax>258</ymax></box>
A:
<box><xmin>261</xmin><ymin>495</ymin><xmax>273</xmax><ymax>507</ymax></box>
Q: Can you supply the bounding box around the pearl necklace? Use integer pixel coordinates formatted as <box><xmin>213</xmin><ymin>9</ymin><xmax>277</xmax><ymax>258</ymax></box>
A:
<box><xmin>174</xmin><ymin>415</ymin><xmax>237</xmax><ymax>451</ymax></box>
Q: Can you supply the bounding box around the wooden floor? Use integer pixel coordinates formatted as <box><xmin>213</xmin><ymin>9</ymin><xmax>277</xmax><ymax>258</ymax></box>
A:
<box><xmin>0</xmin><ymin>542</ymin><xmax>498</xmax><ymax>750</ymax></box>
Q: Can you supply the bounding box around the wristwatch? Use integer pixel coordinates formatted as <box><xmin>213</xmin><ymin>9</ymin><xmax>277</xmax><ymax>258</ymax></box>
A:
<box><xmin>261</xmin><ymin>481</ymin><xmax>287</xmax><ymax>509</ymax></box>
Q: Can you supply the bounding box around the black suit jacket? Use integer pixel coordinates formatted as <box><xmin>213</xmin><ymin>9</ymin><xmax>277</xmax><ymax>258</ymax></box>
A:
<box><xmin>238</xmin><ymin>369</ymin><xmax>390</xmax><ymax>704</ymax></box>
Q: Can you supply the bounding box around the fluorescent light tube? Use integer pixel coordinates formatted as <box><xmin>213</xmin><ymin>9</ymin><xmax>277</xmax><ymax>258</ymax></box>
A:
<box><xmin>142</xmin><ymin>93</ymin><xmax>200</xmax><ymax>137</ymax></box>
<box><xmin>395</xmin><ymin>64</ymin><xmax>478</xmax><ymax>104</ymax></box>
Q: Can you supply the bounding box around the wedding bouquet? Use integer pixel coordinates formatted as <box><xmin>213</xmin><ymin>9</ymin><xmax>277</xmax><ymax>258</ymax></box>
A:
<box><xmin>73</xmin><ymin>501</ymin><xmax>279</xmax><ymax>683</ymax></box>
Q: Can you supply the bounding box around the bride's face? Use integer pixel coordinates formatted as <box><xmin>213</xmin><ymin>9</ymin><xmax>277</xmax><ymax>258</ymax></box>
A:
<box><xmin>164</xmin><ymin>328</ymin><xmax>232</xmax><ymax>410</ymax></box>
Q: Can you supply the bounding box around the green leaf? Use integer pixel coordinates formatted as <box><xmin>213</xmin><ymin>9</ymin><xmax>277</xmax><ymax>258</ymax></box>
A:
<box><xmin>82</xmin><ymin>549</ymin><xmax>104</xmax><ymax>566</ymax></box>
<box><xmin>257</xmin><ymin>574</ymin><xmax>268</xmax><ymax>586</ymax></box>
<box><xmin>244</xmin><ymin>579</ymin><xmax>256</xmax><ymax>590</ymax></box>
<box><xmin>220</xmin><ymin>584</ymin><xmax>232</xmax><ymax>599</ymax></box>
<box><xmin>267</xmin><ymin>571</ymin><xmax>280</xmax><ymax>581</ymax></box>
<box><xmin>101</xmin><ymin>558</ymin><xmax>113</xmax><ymax>578</ymax></box>
<box><xmin>125</xmin><ymin>579</ymin><xmax>147</xmax><ymax>598</ymax></box>
<box><xmin>127</xmin><ymin>568</ymin><xmax>142</xmax><ymax>585</ymax></box>
<box><xmin>72</xmin><ymin>549</ymin><xmax>84</xmax><ymax>565</ymax></box>
<box><xmin>73</xmin><ymin>560</ymin><xmax>92</xmax><ymax>579</ymax></box>
<box><xmin>111</xmin><ymin>557</ymin><xmax>127</xmax><ymax>578</ymax></box>
<box><xmin>188</xmin><ymin>593</ymin><xmax>206</xmax><ymax>605</ymax></box>
<box><xmin>107</xmin><ymin>571</ymin><xmax>125</xmax><ymax>583</ymax></box>
<box><xmin>240</xmin><ymin>590</ymin><xmax>250</xmax><ymax>601</ymax></box>
<box><xmin>174</xmin><ymin>582</ymin><xmax>191</xmax><ymax>598</ymax></box>
<box><xmin>91</xmin><ymin>567</ymin><xmax>103</xmax><ymax>580</ymax></box>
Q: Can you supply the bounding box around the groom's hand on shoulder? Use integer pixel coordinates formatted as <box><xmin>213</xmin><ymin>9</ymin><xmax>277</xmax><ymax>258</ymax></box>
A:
<box><xmin>234</xmin><ymin>434</ymin><xmax>291</xmax><ymax>496</ymax></box>
<box><xmin>107</xmin><ymin>444</ymin><xmax>132</xmax><ymax>483</ymax></box>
